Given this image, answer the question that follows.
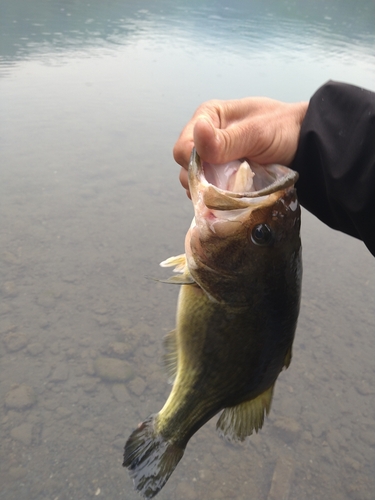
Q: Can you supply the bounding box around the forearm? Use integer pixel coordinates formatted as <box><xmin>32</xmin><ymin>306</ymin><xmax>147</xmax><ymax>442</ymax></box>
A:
<box><xmin>291</xmin><ymin>81</ymin><xmax>375</xmax><ymax>255</ymax></box>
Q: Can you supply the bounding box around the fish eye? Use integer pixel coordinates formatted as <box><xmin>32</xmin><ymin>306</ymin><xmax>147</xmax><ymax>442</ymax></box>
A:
<box><xmin>251</xmin><ymin>224</ymin><xmax>273</xmax><ymax>246</ymax></box>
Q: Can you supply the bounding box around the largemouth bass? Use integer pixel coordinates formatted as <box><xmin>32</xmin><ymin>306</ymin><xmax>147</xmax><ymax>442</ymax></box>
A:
<box><xmin>123</xmin><ymin>149</ymin><xmax>302</xmax><ymax>498</ymax></box>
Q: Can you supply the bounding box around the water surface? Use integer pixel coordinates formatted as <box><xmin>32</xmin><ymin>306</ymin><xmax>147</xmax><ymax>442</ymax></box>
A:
<box><xmin>1</xmin><ymin>1</ymin><xmax>375</xmax><ymax>499</ymax></box>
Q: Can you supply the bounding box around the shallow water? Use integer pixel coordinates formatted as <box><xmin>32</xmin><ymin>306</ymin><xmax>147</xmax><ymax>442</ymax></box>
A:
<box><xmin>1</xmin><ymin>1</ymin><xmax>375</xmax><ymax>499</ymax></box>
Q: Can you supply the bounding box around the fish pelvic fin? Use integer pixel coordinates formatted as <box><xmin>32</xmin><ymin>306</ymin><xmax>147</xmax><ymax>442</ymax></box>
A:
<box><xmin>123</xmin><ymin>415</ymin><xmax>185</xmax><ymax>499</ymax></box>
<box><xmin>283</xmin><ymin>346</ymin><xmax>293</xmax><ymax>369</ymax></box>
<box><xmin>159</xmin><ymin>254</ymin><xmax>195</xmax><ymax>285</ymax></box>
<box><xmin>163</xmin><ymin>329</ymin><xmax>178</xmax><ymax>383</ymax></box>
<box><xmin>216</xmin><ymin>384</ymin><xmax>275</xmax><ymax>443</ymax></box>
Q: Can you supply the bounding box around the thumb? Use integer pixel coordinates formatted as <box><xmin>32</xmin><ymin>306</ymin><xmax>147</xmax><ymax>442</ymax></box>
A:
<box><xmin>193</xmin><ymin>117</ymin><xmax>219</xmax><ymax>161</ymax></box>
<box><xmin>193</xmin><ymin>117</ymin><xmax>252</xmax><ymax>164</ymax></box>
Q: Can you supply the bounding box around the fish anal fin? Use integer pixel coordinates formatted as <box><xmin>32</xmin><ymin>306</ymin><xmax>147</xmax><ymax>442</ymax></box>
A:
<box><xmin>123</xmin><ymin>415</ymin><xmax>185</xmax><ymax>499</ymax></box>
<box><xmin>163</xmin><ymin>329</ymin><xmax>178</xmax><ymax>383</ymax></box>
<box><xmin>216</xmin><ymin>385</ymin><xmax>275</xmax><ymax>443</ymax></box>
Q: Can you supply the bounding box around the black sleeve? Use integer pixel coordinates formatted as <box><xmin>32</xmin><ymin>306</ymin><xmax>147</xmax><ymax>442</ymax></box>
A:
<box><xmin>291</xmin><ymin>80</ymin><xmax>375</xmax><ymax>256</ymax></box>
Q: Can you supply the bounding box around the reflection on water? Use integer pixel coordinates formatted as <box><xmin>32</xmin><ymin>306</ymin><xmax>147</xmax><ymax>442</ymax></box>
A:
<box><xmin>1</xmin><ymin>0</ymin><xmax>375</xmax><ymax>64</ymax></box>
<box><xmin>1</xmin><ymin>0</ymin><xmax>374</xmax><ymax>499</ymax></box>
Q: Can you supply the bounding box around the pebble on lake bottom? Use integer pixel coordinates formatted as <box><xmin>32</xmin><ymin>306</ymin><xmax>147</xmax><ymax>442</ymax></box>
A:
<box><xmin>5</xmin><ymin>384</ymin><xmax>36</xmax><ymax>410</ymax></box>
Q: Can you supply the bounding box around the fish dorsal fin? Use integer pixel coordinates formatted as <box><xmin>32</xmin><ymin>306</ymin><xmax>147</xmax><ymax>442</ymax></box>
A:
<box><xmin>163</xmin><ymin>329</ymin><xmax>178</xmax><ymax>383</ymax></box>
<box><xmin>159</xmin><ymin>254</ymin><xmax>195</xmax><ymax>285</ymax></box>
<box><xmin>216</xmin><ymin>384</ymin><xmax>274</xmax><ymax>442</ymax></box>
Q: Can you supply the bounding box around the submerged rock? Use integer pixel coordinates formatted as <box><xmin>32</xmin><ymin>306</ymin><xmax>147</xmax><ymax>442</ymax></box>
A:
<box><xmin>50</xmin><ymin>363</ymin><xmax>69</xmax><ymax>382</ymax></box>
<box><xmin>5</xmin><ymin>385</ymin><xmax>36</xmax><ymax>410</ymax></box>
<box><xmin>94</xmin><ymin>357</ymin><xmax>134</xmax><ymax>383</ymax></box>
<box><xmin>27</xmin><ymin>342</ymin><xmax>44</xmax><ymax>356</ymax></box>
<box><xmin>10</xmin><ymin>423</ymin><xmax>34</xmax><ymax>446</ymax></box>
<box><xmin>273</xmin><ymin>416</ymin><xmax>301</xmax><ymax>442</ymax></box>
<box><xmin>111</xmin><ymin>383</ymin><xmax>131</xmax><ymax>403</ymax></box>
<box><xmin>128</xmin><ymin>376</ymin><xmax>146</xmax><ymax>396</ymax></box>
<box><xmin>3</xmin><ymin>332</ymin><xmax>28</xmax><ymax>352</ymax></box>
<box><xmin>2</xmin><ymin>281</ymin><xmax>18</xmax><ymax>297</ymax></box>
<box><xmin>105</xmin><ymin>341</ymin><xmax>133</xmax><ymax>359</ymax></box>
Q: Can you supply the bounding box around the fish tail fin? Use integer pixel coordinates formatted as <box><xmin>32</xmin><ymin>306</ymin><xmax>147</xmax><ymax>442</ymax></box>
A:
<box><xmin>216</xmin><ymin>384</ymin><xmax>274</xmax><ymax>443</ymax></box>
<box><xmin>123</xmin><ymin>415</ymin><xmax>185</xmax><ymax>498</ymax></box>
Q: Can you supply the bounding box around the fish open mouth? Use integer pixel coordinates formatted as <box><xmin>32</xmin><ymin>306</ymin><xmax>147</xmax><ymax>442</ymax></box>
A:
<box><xmin>189</xmin><ymin>148</ymin><xmax>298</xmax><ymax>199</ymax></box>
<box><xmin>202</xmin><ymin>160</ymin><xmax>274</xmax><ymax>194</ymax></box>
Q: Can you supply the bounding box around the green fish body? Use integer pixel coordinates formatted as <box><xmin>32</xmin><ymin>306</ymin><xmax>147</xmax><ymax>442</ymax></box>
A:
<box><xmin>124</xmin><ymin>149</ymin><xmax>302</xmax><ymax>498</ymax></box>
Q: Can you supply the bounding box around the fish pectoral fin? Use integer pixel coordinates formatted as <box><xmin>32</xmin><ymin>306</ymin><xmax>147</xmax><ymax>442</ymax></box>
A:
<box><xmin>160</xmin><ymin>254</ymin><xmax>187</xmax><ymax>272</ymax></box>
<box><xmin>123</xmin><ymin>415</ymin><xmax>185</xmax><ymax>499</ymax></box>
<box><xmin>145</xmin><ymin>275</ymin><xmax>195</xmax><ymax>285</ymax></box>
<box><xmin>158</xmin><ymin>274</ymin><xmax>195</xmax><ymax>285</ymax></box>
<box><xmin>216</xmin><ymin>384</ymin><xmax>275</xmax><ymax>443</ymax></box>
<box><xmin>159</xmin><ymin>254</ymin><xmax>195</xmax><ymax>285</ymax></box>
<box><xmin>163</xmin><ymin>329</ymin><xmax>178</xmax><ymax>383</ymax></box>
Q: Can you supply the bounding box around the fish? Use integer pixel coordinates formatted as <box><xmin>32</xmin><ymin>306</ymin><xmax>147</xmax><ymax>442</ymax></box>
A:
<box><xmin>123</xmin><ymin>148</ymin><xmax>302</xmax><ymax>498</ymax></box>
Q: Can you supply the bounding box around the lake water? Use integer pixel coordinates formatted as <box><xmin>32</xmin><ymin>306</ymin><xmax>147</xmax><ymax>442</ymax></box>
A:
<box><xmin>1</xmin><ymin>1</ymin><xmax>374</xmax><ymax>499</ymax></box>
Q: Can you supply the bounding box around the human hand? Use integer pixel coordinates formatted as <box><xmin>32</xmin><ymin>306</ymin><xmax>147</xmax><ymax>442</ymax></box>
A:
<box><xmin>173</xmin><ymin>97</ymin><xmax>308</xmax><ymax>195</ymax></box>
